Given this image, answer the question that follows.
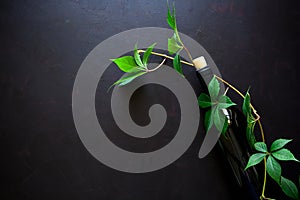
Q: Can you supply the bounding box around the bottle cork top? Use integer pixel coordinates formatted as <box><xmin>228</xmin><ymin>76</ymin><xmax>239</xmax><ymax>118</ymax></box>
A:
<box><xmin>193</xmin><ymin>56</ymin><xmax>208</xmax><ymax>69</ymax></box>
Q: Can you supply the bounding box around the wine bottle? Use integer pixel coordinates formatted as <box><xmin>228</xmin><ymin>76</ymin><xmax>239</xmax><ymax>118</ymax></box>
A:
<box><xmin>194</xmin><ymin>56</ymin><xmax>261</xmax><ymax>200</ymax></box>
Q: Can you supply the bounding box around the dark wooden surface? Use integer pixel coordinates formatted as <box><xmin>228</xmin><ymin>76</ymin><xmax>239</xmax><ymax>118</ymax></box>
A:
<box><xmin>1</xmin><ymin>0</ymin><xmax>300</xmax><ymax>199</ymax></box>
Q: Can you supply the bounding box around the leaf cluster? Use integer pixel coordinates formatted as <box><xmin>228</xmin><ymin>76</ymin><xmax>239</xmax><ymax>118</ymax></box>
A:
<box><xmin>110</xmin><ymin>43</ymin><xmax>156</xmax><ymax>87</ymax></box>
<box><xmin>245</xmin><ymin>139</ymin><xmax>300</xmax><ymax>199</ymax></box>
<box><xmin>198</xmin><ymin>77</ymin><xmax>236</xmax><ymax>135</ymax></box>
<box><xmin>110</xmin><ymin>2</ymin><xmax>187</xmax><ymax>87</ymax></box>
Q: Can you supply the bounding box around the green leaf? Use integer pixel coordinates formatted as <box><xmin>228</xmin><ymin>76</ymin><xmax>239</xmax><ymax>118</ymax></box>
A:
<box><xmin>254</xmin><ymin>142</ymin><xmax>268</xmax><ymax>153</ymax></box>
<box><xmin>281</xmin><ymin>176</ymin><xmax>299</xmax><ymax>199</ymax></box>
<box><xmin>245</xmin><ymin>153</ymin><xmax>266</xmax><ymax>170</ymax></box>
<box><xmin>168</xmin><ymin>35</ymin><xmax>182</xmax><ymax>54</ymax></box>
<box><xmin>246</xmin><ymin>113</ymin><xmax>256</xmax><ymax>125</ymax></box>
<box><xmin>242</xmin><ymin>91</ymin><xmax>251</xmax><ymax>116</ymax></box>
<box><xmin>142</xmin><ymin>43</ymin><xmax>156</xmax><ymax>65</ymax></box>
<box><xmin>111</xmin><ymin>56</ymin><xmax>139</xmax><ymax>73</ymax></box>
<box><xmin>208</xmin><ymin>76</ymin><xmax>220</xmax><ymax>101</ymax></box>
<box><xmin>167</xmin><ymin>1</ymin><xmax>176</xmax><ymax>30</ymax></box>
<box><xmin>218</xmin><ymin>95</ymin><xmax>236</xmax><ymax>109</ymax></box>
<box><xmin>266</xmin><ymin>155</ymin><xmax>281</xmax><ymax>184</ymax></box>
<box><xmin>222</xmin><ymin>94</ymin><xmax>236</xmax><ymax>104</ymax></box>
<box><xmin>242</xmin><ymin>91</ymin><xmax>257</xmax><ymax>149</ymax></box>
<box><xmin>270</xmin><ymin>139</ymin><xmax>293</xmax><ymax>152</ymax></box>
<box><xmin>204</xmin><ymin>108</ymin><xmax>213</xmax><ymax>132</ymax></box>
<box><xmin>113</xmin><ymin>71</ymin><xmax>146</xmax><ymax>87</ymax></box>
<box><xmin>213</xmin><ymin>108</ymin><xmax>226</xmax><ymax>133</ymax></box>
<box><xmin>134</xmin><ymin>44</ymin><xmax>144</xmax><ymax>68</ymax></box>
<box><xmin>246</xmin><ymin>115</ymin><xmax>257</xmax><ymax>149</ymax></box>
<box><xmin>198</xmin><ymin>93</ymin><xmax>212</xmax><ymax>108</ymax></box>
<box><xmin>173</xmin><ymin>54</ymin><xmax>183</xmax><ymax>75</ymax></box>
<box><xmin>246</xmin><ymin>126</ymin><xmax>256</xmax><ymax>149</ymax></box>
<box><xmin>272</xmin><ymin>148</ymin><xmax>299</xmax><ymax>162</ymax></box>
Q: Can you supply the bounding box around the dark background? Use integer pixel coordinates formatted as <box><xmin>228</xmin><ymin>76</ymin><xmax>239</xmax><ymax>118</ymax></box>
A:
<box><xmin>1</xmin><ymin>0</ymin><xmax>300</xmax><ymax>199</ymax></box>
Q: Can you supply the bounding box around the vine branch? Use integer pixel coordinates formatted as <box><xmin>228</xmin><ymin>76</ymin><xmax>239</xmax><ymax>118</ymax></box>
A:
<box><xmin>137</xmin><ymin>49</ymin><xmax>194</xmax><ymax>67</ymax></box>
<box><xmin>142</xmin><ymin>49</ymin><xmax>269</xmax><ymax>199</ymax></box>
<box><xmin>214</xmin><ymin>76</ymin><xmax>268</xmax><ymax>200</ymax></box>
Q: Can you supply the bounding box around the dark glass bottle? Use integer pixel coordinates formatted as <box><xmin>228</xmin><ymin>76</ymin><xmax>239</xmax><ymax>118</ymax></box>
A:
<box><xmin>196</xmin><ymin>63</ymin><xmax>261</xmax><ymax>200</ymax></box>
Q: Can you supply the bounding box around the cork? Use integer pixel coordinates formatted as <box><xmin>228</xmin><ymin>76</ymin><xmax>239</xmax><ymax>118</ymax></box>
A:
<box><xmin>193</xmin><ymin>56</ymin><xmax>207</xmax><ymax>69</ymax></box>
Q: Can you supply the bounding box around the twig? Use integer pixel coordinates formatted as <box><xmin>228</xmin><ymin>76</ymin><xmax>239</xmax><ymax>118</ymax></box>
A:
<box><xmin>146</xmin><ymin>58</ymin><xmax>166</xmax><ymax>72</ymax></box>
<box><xmin>137</xmin><ymin>49</ymin><xmax>194</xmax><ymax>67</ymax></box>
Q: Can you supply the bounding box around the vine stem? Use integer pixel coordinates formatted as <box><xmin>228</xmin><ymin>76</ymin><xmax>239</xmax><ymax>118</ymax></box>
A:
<box><xmin>224</xmin><ymin>87</ymin><xmax>229</xmax><ymax>95</ymax></box>
<box><xmin>137</xmin><ymin>49</ymin><xmax>194</xmax><ymax>67</ymax></box>
<box><xmin>182</xmin><ymin>45</ymin><xmax>194</xmax><ymax>65</ymax></box>
<box><xmin>146</xmin><ymin>58</ymin><xmax>166</xmax><ymax>72</ymax></box>
<box><xmin>258</xmin><ymin>120</ymin><xmax>268</xmax><ymax>200</ymax></box>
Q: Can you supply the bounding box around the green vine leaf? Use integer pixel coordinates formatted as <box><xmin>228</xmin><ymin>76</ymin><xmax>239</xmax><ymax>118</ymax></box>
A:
<box><xmin>208</xmin><ymin>76</ymin><xmax>220</xmax><ymax>101</ymax></box>
<box><xmin>167</xmin><ymin>1</ymin><xmax>176</xmax><ymax>30</ymax></box>
<box><xmin>213</xmin><ymin>108</ymin><xmax>226</xmax><ymax>133</ymax></box>
<box><xmin>245</xmin><ymin>153</ymin><xmax>266</xmax><ymax>170</ymax></box>
<box><xmin>266</xmin><ymin>155</ymin><xmax>282</xmax><ymax>184</ymax></box>
<box><xmin>142</xmin><ymin>43</ymin><xmax>156</xmax><ymax>65</ymax></box>
<box><xmin>168</xmin><ymin>34</ymin><xmax>182</xmax><ymax>54</ymax></box>
<box><xmin>204</xmin><ymin>108</ymin><xmax>213</xmax><ymax>131</ymax></box>
<box><xmin>242</xmin><ymin>91</ymin><xmax>257</xmax><ymax>149</ymax></box>
<box><xmin>198</xmin><ymin>93</ymin><xmax>212</xmax><ymax>108</ymax></box>
<box><xmin>246</xmin><ymin>119</ymin><xmax>256</xmax><ymax>149</ymax></box>
<box><xmin>110</xmin><ymin>56</ymin><xmax>140</xmax><ymax>73</ymax></box>
<box><xmin>212</xmin><ymin>95</ymin><xmax>235</xmax><ymax>134</ymax></box>
<box><xmin>113</xmin><ymin>71</ymin><xmax>146</xmax><ymax>87</ymax></box>
<box><xmin>173</xmin><ymin>54</ymin><xmax>183</xmax><ymax>75</ymax></box>
<box><xmin>272</xmin><ymin>148</ymin><xmax>299</xmax><ymax>162</ymax></box>
<box><xmin>218</xmin><ymin>95</ymin><xmax>236</xmax><ymax>109</ymax></box>
<box><xmin>281</xmin><ymin>176</ymin><xmax>299</xmax><ymax>199</ymax></box>
<box><xmin>270</xmin><ymin>138</ymin><xmax>293</xmax><ymax>152</ymax></box>
<box><xmin>134</xmin><ymin>44</ymin><xmax>145</xmax><ymax>68</ymax></box>
<box><xmin>242</xmin><ymin>91</ymin><xmax>251</xmax><ymax>115</ymax></box>
<box><xmin>254</xmin><ymin>142</ymin><xmax>268</xmax><ymax>153</ymax></box>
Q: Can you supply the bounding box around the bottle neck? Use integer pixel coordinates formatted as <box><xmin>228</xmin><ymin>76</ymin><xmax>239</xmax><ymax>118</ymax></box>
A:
<box><xmin>196</xmin><ymin>65</ymin><xmax>214</xmax><ymax>86</ymax></box>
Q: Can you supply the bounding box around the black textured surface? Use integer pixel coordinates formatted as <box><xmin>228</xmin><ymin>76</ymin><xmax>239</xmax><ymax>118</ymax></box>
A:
<box><xmin>1</xmin><ymin>0</ymin><xmax>300</xmax><ymax>200</ymax></box>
